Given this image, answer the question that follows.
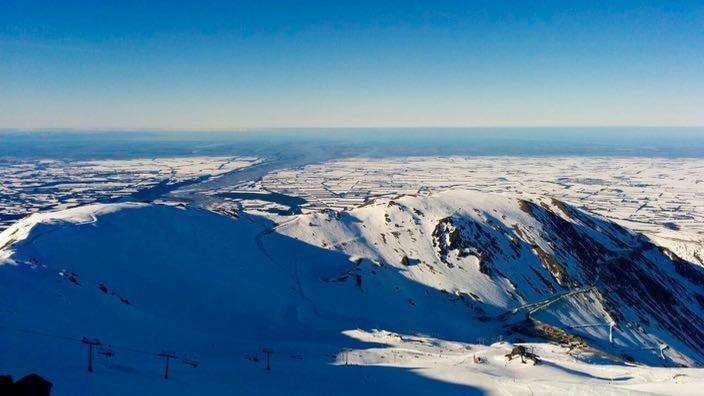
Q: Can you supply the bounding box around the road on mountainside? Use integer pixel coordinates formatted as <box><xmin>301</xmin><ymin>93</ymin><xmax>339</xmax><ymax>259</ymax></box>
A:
<box><xmin>500</xmin><ymin>242</ymin><xmax>654</xmax><ymax>320</ymax></box>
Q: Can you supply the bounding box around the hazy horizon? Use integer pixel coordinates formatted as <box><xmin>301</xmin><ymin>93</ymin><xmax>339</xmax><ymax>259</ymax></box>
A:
<box><xmin>3</xmin><ymin>125</ymin><xmax>704</xmax><ymax>132</ymax></box>
<box><xmin>3</xmin><ymin>126</ymin><xmax>704</xmax><ymax>160</ymax></box>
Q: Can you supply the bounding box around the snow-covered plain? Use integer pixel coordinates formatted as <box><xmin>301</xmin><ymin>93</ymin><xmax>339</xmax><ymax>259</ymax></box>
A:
<box><xmin>0</xmin><ymin>156</ymin><xmax>260</xmax><ymax>230</ymax></box>
<box><xmin>2</xmin><ymin>187</ymin><xmax>704</xmax><ymax>395</ymax></box>
<box><xmin>261</xmin><ymin>156</ymin><xmax>704</xmax><ymax>237</ymax></box>
<box><xmin>252</xmin><ymin>156</ymin><xmax>704</xmax><ymax>269</ymax></box>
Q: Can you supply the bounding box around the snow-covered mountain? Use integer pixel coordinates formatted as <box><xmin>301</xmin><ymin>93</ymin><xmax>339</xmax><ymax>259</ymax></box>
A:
<box><xmin>2</xmin><ymin>190</ymin><xmax>704</xmax><ymax>394</ymax></box>
<box><xmin>277</xmin><ymin>190</ymin><xmax>704</xmax><ymax>366</ymax></box>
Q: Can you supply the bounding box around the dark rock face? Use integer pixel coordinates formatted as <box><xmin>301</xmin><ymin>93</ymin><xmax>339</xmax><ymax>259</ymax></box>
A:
<box><xmin>431</xmin><ymin>215</ymin><xmax>507</xmax><ymax>275</ymax></box>
<box><xmin>432</xmin><ymin>217</ymin><xmax>466</xmax><ymax>268</ymax></box>
<box><xmin>519</xmin><ymin>200</ymin><xmax>603</xmax><ymax>284</ymax></box>
<box><xmin>600</xmin><ymin>255</ymin><xmax>704</xmax><ymax>355</ymax></box>
<box><xmin>522</xmin><ymin>201</ymin><xmax>704</xmax><ymax>365</ymax></box>
<box><xmin>527</xmin><ymin>201</ymin><xmax>704</xmax><ymax>365</ymax></box>
<box><xmin>432</xmin><ymin>198</ymin><xmax>704</xmax><ymax>365</ymax></box>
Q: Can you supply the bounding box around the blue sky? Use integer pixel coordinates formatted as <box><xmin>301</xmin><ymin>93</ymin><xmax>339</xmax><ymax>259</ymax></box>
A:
<box><xmin>1</xmin><ymin>1</ymin><xmax>703</xmax><ymax>129</ymax></box>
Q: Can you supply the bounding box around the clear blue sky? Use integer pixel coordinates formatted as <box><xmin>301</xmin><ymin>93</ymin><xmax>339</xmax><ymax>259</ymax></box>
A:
<box><xmin>1</xmin><ymin>0</ymin><xmax>702</xmax><ymax>129</ymax></box>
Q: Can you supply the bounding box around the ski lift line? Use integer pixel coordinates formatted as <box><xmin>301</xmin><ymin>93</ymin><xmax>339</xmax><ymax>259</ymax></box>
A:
<box><xmin>1</xmin><ymin>321</ymin><xmax>672</xmax><ymax>365</ymax></box>
<box><xmin>0</xmin><ymin>324</ymin><xmax>83</xmax><ymax>343</ymax></box>
<box><xmin>0</xmin><ymin>323</ymin><xmax>188</xmax><ymax>360</ymax></box>
<box><xmin>104</xmin><ymin>342</ymin><xmax>157</xmax><ymax>357</ymax></box>
<box><xmin>0</xmin><ymin>320</ymin><xmax>316</xmax><ymax>361</ymax></box>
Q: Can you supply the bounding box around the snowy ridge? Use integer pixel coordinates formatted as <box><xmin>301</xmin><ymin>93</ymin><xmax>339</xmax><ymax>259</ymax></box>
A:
<box><xmin>0</xmin><ymin>203</ymin><xmax>145</xmax><ymax>262</ymax></box>
<box><xmin>277</xmin><ymin>190</ymin><xmax>704</xmax><ymax>366</ymax></box>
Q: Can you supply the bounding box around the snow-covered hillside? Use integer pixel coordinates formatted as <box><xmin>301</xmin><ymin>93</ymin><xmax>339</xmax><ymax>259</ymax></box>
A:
<box><xmin>277</xmin><ymin>190</ymin><xmax>704</xmax><ymax>366</ymax></box>
<box><xmin>2</xmin><ymin>191</ymin><xmax>704</xmax><ymax>395</ymax></box>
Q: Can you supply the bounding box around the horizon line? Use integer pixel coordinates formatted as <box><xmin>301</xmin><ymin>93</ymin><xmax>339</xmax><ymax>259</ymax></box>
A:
<box><xmin>2</xmin><ymin>125</ymin><xmax>704</xmax><ymax>133</ymax></box>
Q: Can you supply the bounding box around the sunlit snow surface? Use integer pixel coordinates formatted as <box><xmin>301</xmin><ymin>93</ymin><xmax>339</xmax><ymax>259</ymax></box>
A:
<box><xmin>2</xmin><ymin>190</ymin><xmax>704</xmax><ymax>394</ymax></box>
<box><xmin>2</xmin><ymin>153</ymin><xmax>704</xmax><ymax>395</ymax></box>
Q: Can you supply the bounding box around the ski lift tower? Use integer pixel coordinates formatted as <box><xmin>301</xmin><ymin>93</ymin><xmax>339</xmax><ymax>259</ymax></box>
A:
<box><xmin>262</xmin><ymin>348</ymin><xmax>274</xmax><ymax>371</ymax></box>
<box><xmin>81</xmin><ymin>337</ymin><xmax>101</xmax><ymax>373</ymax></box>
<box><xmin>158</xmin><ymin>351</ymin><xmax>178</xmax><ymax>379</ymax></box>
